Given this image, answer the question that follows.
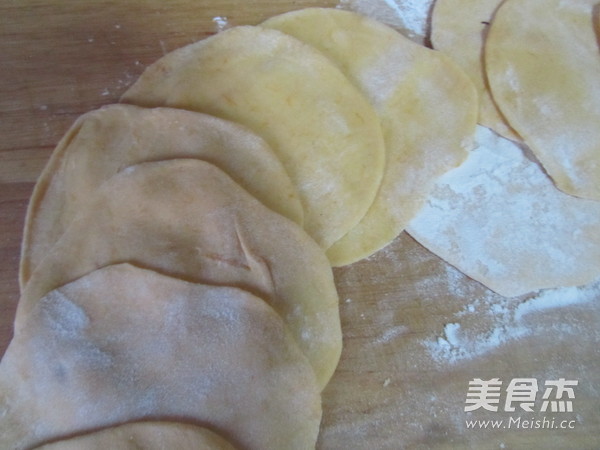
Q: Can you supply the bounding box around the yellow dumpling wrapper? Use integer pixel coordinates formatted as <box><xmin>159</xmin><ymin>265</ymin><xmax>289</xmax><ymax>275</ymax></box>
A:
<box><xmin>485</xmin><ymin>0</ymin><xmax>600</xmax><ymax>200</ymax></box>
<box><xmin>430</xmin><ymin>0</ymin><xmax>519</xmax><ymax>141</ymax></box>
<box><xmin>122</xmin><ymin>25</ymin><xmax>385</xmax><ymax>249</ymax></box>
<box><xmin>263</xmin><ymin>8</ymin><xmax>478</xmax><ymax>266</ymax></box>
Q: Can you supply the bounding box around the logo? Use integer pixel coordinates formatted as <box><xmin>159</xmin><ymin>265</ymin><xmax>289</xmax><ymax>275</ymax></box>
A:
<box><xmin>463</xmin><ymin>378</ymin><xmax>579</xmax><ymax>430</ymax></box>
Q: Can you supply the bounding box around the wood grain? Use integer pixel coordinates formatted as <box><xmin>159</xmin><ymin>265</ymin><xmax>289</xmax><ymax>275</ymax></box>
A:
<box><xmin>1</xmin><ymin>1</ymin><xmax>598</xmax><ymax>448</ymax></box>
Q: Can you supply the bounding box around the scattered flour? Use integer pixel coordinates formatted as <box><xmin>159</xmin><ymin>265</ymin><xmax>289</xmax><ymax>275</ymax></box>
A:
<box><xmin>441</xmin><ymin>322</ymin><xmax>461</xmax><ymax>346</ymax></box>
<box><xmin>159</xmin><ymin>39</ymin><xmax>168</xmax><ymax>55</ymax></box>
<box><xmin>212</xmin><ymin>16</ymin><xmax>229</xmax><ymax>32</ymax></box>
<box><xmin>98</xmin><ymin>70</ymin><xmax>138</xmax><ymax>99</ymax></box>
<box><xmin>425</xmin><ymin>279</ymin><xmax>600</xmax><ymax>365</ymax></box>
<box><xmin>512</xmin><ymin>284</ymin><xmax>600</xmax><ymax>324</ymax></box>
<box><xmin>337</xmin><ymin>0</ymin><xmax>434</xmax><ymax>43</ymax></box>
<box><xmin>372</xmin><ymin>325</ymin><xmax>409</xmax><ymax>345</ymax></box>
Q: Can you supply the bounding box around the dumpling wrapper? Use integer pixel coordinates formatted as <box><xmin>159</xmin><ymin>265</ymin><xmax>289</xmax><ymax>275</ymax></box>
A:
<box><xmin>430</xmin><ymin>0</ymin><xmax>519</xmax><ymax>141</ymax></box>
<box><xmin>34</xmin><ymin>422</ymin><xmax>236</xmax><ymax>450</ymax></box>
<box><xmin>263</xmin><ymin>8</ymin><xmax>478</xmax><ymax>266</ymax></box>
<box><xmin>1</xmin><ymin>264</ymin><xmax>321</xmax><ymax>450</ymax></box>
<box><xmin>485</xmin><ymin>0</ymin><xmax>600</xmax><ymax>200</ymax></box>
<box><xmin>16</xmin><ymin>159</ymin><xmax>341</xmax><ymax>389</ymax></box>
<box><xmin>121</xmin><ymin>25</ymin><xmax>386</xmax><ymax>249</ymax></box>
<box><xmin>20</xmin><ymin>104</ymin><xmax>303</xmax><ymax>289</ymax></box>
<box><xmin>407</xmin><ymin>126</ymin><xmax>600</xmax><ymax>298</ymax></box>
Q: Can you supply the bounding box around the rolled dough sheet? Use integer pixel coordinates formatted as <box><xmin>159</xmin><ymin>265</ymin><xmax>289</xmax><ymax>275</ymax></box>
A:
<box><xmin>34</xmin><ymin>422</ymin><xmax>236</xmax><ymax>450</ymax></box>
<box><xmin>1</xmin><ymin>264</ymin><xmax>321</xmax><ymax>450</ymax></box>
<box><xmin>407</xmin><ymin>126</ymin><xmax>600</xmax><ymax>297</ymax></box>
<box><xmin>263</xmin><ymin>8</ymin><xmax>477</xmax><ymax>266</ymax></box>
<box><xmin>20</xmin><ymin>104</ymin><xmax>303</xmax><ymax>289</ymax></box>
<box><xmin>430</xmin><ymin>0</ymin><xmax>519</xmax><ymax>141</ymax></box>
<box><xmin>121</xmin><ymin>25</ymin><xmax>386</xmax><ymax>249</ymax></box>
<box><xmin>485</xmin><ymin>0</ymin><xmax>600</xmax><ymax>200</ymax></box>
<box><xmin>17</xmin><ymin>159</ymin><xmax>341</xmax><ymax>390</ymax></box>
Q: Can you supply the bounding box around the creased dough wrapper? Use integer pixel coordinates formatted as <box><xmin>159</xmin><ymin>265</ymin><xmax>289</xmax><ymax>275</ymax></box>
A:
<box><xmin>1</xmin><ymin>264</ymin><xmax>321</xmax><ymax>450</ymax></box>
<box><xmin>121</xmin><ymin>25</ymin><xmax>386</xmax><ymax>249</ymax></box>
<box><xmin>263</xmin><ymin>8</ymin><xmax>477</xmax><ymax>265</ymax></box>
<box><xmin>20</xmin><ymin>104</ymin><xmax>303</xmax><ymax>289</ymax></box>
<box><xmin>17</xmin><ymin>159</ymin><xmax>341</xmax><ymax>389</ymax></box>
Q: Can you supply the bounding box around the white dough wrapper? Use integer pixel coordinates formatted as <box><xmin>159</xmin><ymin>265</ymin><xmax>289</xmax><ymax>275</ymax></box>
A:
<box><xmin>407</xmin><ymin>126</ymin><xmax>600</xmax><ymax>297</ymax></box>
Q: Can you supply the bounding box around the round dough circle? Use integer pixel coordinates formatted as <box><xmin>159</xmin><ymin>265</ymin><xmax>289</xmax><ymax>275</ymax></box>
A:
<box><xmin>408</xmin><ymin>126</ymin><xmax>600</xmax><ymax>297</ymax></box>
<box><xmin>263</xmin><ymin>8</ymin><xmax>478</xmax><ymax>265</ymax></box>
<box><xmin>1</xmin><ymin>264</ymin><xmax>321</xmax><ymax>450</ymax></box>
<box><xmin>485</xmin><ymin>0</ymin><xmax>600</xmax><ymax>200</ymax></box>
<box><xmin>17</xmin><ymin>159</ymin><xmax>341</xmax><ymax>389</ymax></box>
<box><xmin>121</xmin><ymin>25</ymin><xmax>386</xmax><ymax>249</ymax></box>
<box><xmin>20</xmin><ymin>104</ymin><xmax>303</xmax><ymax>289</ymax></box>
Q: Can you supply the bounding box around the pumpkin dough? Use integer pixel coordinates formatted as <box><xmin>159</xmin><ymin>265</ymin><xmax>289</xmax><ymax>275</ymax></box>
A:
<box><xmin>121</xmin><ymin>25</ymin><xmax>386</xmax><ymax>249</ymax></box>
<box><xmin>34</xmin><ymin>421</ymin><xmax>236</xmax><ymax>450</ymax></box>
<box><xmin>407</xmin><ymin>126</ymin><xmax>600</xmax><ymax>297</ymax></box>
<box><xmin>263</xmin><ymin>8</ymin><xmax>478</xmax><ymax>265</ymax></box>
<box><xmin>430</xmin><ymin>0</ymin><xmax>519</xmax><ymax>141</ymax></box>
<box><xmin>17</xmin><ymin>159</ymin><xmax>341</xmax><ymax>389</ymax></box>
<box><xmin>20</xmin><ymin>104</ymin><xmax>302</xmax><ymax>289</ymax></box>
<box><xmin>1</xmin><ymin>264</ymin><xmax>321</xmax><ymax>450</ymax></box>
<box><xmin>485</xmin><ymin>0</ymin><xmax>600</xmax><ymax>200</ymax></box>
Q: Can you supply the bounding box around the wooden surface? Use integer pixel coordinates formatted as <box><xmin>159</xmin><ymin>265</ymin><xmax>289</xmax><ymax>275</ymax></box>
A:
<box><xmin>1</xmin><ymin>1</ymin><xmax>599</xmax><ymax>448</ymax></box>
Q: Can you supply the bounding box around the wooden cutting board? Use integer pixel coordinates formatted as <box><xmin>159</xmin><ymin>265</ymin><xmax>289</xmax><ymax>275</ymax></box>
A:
<box><xmin>1</xmin><ymin>1</ymin><xmax>598</xmax><ymax>448</ymax></box>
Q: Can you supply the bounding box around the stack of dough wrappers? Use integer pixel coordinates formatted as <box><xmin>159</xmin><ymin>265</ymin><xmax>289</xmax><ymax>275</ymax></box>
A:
<box><xmin>6</xmin><ymin>1</ymin><xmax>600</xmax><ymax>447</ymax></box>
<box><xmin>0</xmin><ymin>8</ymin><xmax>480</xmax><ymax>449</ymax></box>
